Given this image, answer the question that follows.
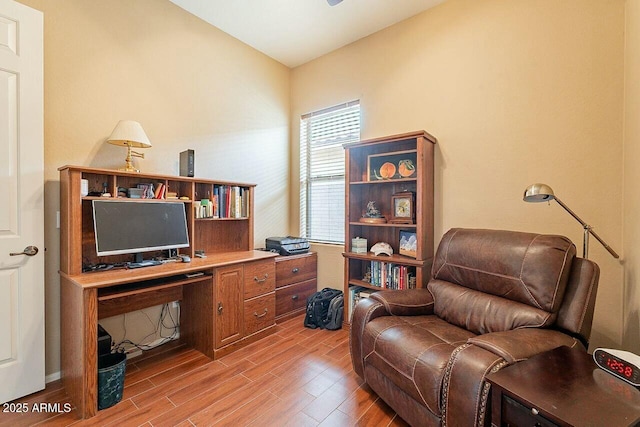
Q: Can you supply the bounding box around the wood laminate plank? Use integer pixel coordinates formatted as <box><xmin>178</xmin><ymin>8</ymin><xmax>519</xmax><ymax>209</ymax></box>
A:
<box><xmin>5</xmin><ymin>315</ymin><xmax>404</xmax><ymax>426</ymax></box>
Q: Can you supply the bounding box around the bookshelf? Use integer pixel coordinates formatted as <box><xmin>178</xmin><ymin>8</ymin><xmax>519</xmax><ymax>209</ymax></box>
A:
<box><xmin>59</xmin><ymin>166</ymin><xmax>255</xmax><ymax>274</ymax></box>
<box><xmin>342</xmin><ymin>131</ymin><xmax>436</xmax><ymax>322</ymax></box>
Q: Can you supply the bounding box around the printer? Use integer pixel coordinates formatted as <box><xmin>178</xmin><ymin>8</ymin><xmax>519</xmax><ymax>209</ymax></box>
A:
<box><xmin>265</xmin><ymin>236</ymin><xmax>310</xmax><ymax>256</ymax></box>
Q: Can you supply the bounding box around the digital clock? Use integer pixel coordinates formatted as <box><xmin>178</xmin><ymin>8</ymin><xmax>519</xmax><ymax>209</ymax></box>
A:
<box><xmin>593</xmin><ymin>348</ymin><xmax>640</xmax><ymax>388</ymax></box>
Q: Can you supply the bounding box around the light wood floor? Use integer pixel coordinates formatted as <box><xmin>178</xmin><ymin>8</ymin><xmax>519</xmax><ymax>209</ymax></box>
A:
<box><xmin>0</xmin><ymin>315</ymin><xmax>408</xmax><ymax>427</ymax></box>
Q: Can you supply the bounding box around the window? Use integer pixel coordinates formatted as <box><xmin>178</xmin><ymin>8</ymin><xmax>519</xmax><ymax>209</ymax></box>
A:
<box><xmin>300</xmin><ymin>100</ymin><xmax>361</xmax><ymax>244</ymax></box>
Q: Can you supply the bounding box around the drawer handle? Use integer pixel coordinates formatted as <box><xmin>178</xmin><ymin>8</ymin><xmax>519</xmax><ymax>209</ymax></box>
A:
<box><xmin>253</xmin><ymin>273</ymin><xmax>269</xmax><ymax>283</ymax></box>
<box><xmin>292</xmin><ymin>267</ymin><xmax>299</xmax><ymax>273</ymax></box>
<box><xmin>292</xmin><ymin>295</ymin><xmax>298</xmax><ymax>301</ymax></box>
<box><xmin>531</xmin><ymin>408</ymin><xmax>539</xmax><ymax>416</ymax></box>
<box><xmin>254</xmin><ymin>308</ymin><xmax>268</xmax><ymax>318</ymax></box>
<box><xmin>217</xmin><ymin>302</ymin><xmax>223</xmax><ymax>314</ymax></box>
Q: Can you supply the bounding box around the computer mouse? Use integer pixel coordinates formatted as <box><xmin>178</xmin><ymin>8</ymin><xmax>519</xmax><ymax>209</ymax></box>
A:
<box><xmin>179</xmin><ymin>254</ymin><xmax>191</xmax><ymax>263</ymax></box>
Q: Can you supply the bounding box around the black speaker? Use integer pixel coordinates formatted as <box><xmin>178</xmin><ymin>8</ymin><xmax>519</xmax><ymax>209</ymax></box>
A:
<box><xmin>180</xmin><ymin>149</ymin><xmax>195</xmax><ymax>177</ymax></box>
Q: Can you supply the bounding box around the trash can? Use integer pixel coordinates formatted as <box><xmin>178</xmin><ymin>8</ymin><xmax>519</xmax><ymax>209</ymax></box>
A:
<box><xmin>97</xmin><ymin>352</ymin><xmax>126</xmax><ymax>410</ymax></box>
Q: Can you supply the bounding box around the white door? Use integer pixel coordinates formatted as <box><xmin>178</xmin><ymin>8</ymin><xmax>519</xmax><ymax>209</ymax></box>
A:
<box><xmin>0</xmin><ymin>0</ymin><xmax>44</xmax><ymax>403</ymax></box>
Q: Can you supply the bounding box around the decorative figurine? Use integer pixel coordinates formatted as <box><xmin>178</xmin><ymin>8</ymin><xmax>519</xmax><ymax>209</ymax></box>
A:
<box><xmin>363</xmin><ymin>267</ymin><xmax>372</xmax><ymax>283</ymax></box>
<box><xmin>359</xmin><ymin>201</ymin><xmax>387</xmax><ymax>223</ymax></box>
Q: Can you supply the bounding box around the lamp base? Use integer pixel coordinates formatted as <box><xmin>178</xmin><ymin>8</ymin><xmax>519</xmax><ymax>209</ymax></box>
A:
<box><xmin>119</xmin><ymin>165</ymin><xmax>140</xmax><ymax>173</ymax></box>
<box><xmin>119</xmin><ymin>144</ymin><xmax>144</xmax><ymax>173</ymax></box>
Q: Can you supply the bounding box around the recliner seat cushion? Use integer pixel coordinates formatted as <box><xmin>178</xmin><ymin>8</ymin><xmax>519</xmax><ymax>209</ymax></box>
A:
<box><xmin>362</xmin><ymin>314</ymin><xmax>476</xmax><ymax>416</ymax></box>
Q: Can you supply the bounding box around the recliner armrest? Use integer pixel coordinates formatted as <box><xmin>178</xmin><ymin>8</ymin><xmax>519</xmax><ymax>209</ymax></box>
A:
<box><xmin>369</xmin><ymin>288</ymin><xmax>435</xmax><ymax>316</ymax></box>
<box><xmin>349</xmin><ymin>289</ymin><xmax>434</xmax><ymax>378</ymax></box>
<box><xmin>443</xmin><ymin>331</ymin><xmax>585</xmax><ymax>426</ymax></box>
<box><xmin>468</xmin><ymin>328</ymin><xmax>586</xmax><ymax>364</ymax></box>
<box><xmin>349</xmin><ymin>297</ymin><xmax>389</xmax><ymax>377</ymax></box>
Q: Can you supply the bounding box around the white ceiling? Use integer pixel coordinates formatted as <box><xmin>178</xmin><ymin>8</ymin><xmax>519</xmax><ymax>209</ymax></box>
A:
<box><xmin>169</xmin><ymin>0</ymin><xmax>446</xmax><ymax>68</ymax></box>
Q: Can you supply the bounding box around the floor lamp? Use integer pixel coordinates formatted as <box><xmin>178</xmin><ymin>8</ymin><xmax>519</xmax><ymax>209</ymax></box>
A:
<box><xmin>523</xmin><ymin>183</ymin><xmax>619</xmax><ymax>259</ymax></box>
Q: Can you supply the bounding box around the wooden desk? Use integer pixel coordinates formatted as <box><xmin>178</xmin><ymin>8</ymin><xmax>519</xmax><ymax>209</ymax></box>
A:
<box><xmin>60</xmin><ymin>250</ymin><xmax>276</xmax><ymax>419</ymax></box>
<box><xmin>274</xmin><ymin>252</ymin><xmax>317</xmax><ymax>322</ymax></box>
<box><xmin>487</xmin><ymin>346</ymin><xmax>640</xmax><ymax>426</ymax></box>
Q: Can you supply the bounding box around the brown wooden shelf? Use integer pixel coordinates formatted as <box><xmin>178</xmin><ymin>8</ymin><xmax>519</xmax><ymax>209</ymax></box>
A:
<box><xmin>195</xmin><ymin>217</ymin><xmax>249</xmax><ymax>221</ymax></box>
<box><xmin>347</xmin><ymin>279</ymin><xmax>386</xmax><ymax>291</ymax></box>
<box><xmin>342</xmin><ymin>251</ymin><xmax>426</xmax><ymax>266</ymax></box>
<box><xmin>97</xmin><ymin>274</ymin><xmax>212</xmax><ymax>300</ymax></box>
<box><xmin>348</xmin><ymin>221</ymin><xmax>416</xmax><ymax>228</ymax></box>
<box><xmin>81</xmin><ymin>196</ymin><xmax>190</xmax><ymax>203</ymax></box>
<box><xmin>349</xmin><ymin>178</ymin><xmax>417</xmax><ymax>185</ymax></box>
<box><xmin>97</xmin><ymin>274</ymin><xmax>213</xmax><ymax>319</ymax></box>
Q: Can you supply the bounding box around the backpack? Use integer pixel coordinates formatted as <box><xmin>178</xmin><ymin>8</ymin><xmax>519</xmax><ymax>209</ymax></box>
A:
<box><xmin>324</xmin><ymin>295</ymin><xmax>344</xmax><ymax>330</ymax></box>
<box><xmin>303</xmin><ymin>288</ymin><xmax>343</xmax><ymax>330</ymax></box>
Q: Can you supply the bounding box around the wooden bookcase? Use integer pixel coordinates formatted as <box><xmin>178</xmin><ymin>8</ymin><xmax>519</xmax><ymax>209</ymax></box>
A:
<box><xmin>342</xmin><ymin>131</ymin><xmax>436</xmax><ymax>321</ymax></box>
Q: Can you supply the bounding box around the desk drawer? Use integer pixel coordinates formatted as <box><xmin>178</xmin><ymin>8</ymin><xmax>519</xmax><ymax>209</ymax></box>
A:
<box><xmin>502</xmin><ymin>395</ymin><xmax>558</xmax><ymax>427</ymax></box>
<box><xmin>275</xmin><ymin>253</ymin><xmax>317</xmax><ymax>288</ymax></box>
<box><xmin>244</xmin><ymin>292</ymin><xmax>275</xmax><ymax>335</ymax></box>
<box><xmin>275</xmin><ymin>278</ymin><xmax>317</xmax><ymax>317</ymax></box>
<box><xmin>244</xmin><ymin>259</ymin><xmax>275</xmax><ymax>299</ymax></box>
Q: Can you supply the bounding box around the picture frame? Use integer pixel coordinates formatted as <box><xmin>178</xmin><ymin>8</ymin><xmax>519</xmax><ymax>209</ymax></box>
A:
<box><xmin>367</xmin><ymin>150</ymin><xmax>417</xmax><ymax>181</ymax></box>
<box><xmin>399</xmin><ymin>230</ymin><xmax>417</xmax><ymax>258</ymax></box>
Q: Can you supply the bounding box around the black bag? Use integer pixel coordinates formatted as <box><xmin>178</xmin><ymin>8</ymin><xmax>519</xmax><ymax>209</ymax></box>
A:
<box><xmin>324</xmin><ymin>295</ymin><xmax>344</xmax><ymax>330</ymax></box>
<box><xmin>304</xmin><ymin>288</ymin><xmax>343</xmax><ymax>330</ymax></box>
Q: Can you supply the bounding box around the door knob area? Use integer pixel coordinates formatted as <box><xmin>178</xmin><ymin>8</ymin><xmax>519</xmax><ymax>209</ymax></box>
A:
<box><xmin>10</xmin><ymin>246</ymin><xmax>39</xmax><ymax>256</ymax></box>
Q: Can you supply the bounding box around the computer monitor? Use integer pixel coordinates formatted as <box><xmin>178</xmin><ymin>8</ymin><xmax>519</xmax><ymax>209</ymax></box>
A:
<box><xmin>92</xmin><ymin>200</ymin><xmax>190</xmax><ymax>259</ymax></box>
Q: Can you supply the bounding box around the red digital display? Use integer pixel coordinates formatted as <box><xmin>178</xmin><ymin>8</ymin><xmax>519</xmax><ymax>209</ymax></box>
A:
<box><xmin>605</xmin><ymin>356</ymin><xmax>634</xmax><ymax>378</ymax></box>
<box><xmin>594</xmin><ymin>349</ymin><xmax>640</xmax><ymax>387</ymax></box>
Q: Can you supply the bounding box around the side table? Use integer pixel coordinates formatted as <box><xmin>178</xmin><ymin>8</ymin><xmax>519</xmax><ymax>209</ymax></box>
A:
<box><xmin>487</xmin><ymin>345</ymin><xmax>640</xmax><ymax>426</ymax></box>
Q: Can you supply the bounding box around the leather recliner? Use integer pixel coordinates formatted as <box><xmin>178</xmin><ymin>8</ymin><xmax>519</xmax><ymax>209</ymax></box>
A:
<box><xmin>350</xmin><ymin>228</ymin><xmax>600</xmax><ymax>426</ymax></box>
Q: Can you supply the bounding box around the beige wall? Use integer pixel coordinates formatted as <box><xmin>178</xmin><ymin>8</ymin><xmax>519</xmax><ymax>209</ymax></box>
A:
<box><xmin>18</xmin><ymin>0</ymin><xmax>290</xmax><ymax>377</ymax></box>
<box><xmin>291</xmin><ymin>0</ymin><xmax>628</xmax><ymax>351</ymax></box>
<box><xmin>18</xmin><ymin>0</ymin><xmax>636</xmax><ymax>378</ymax></box>
<box><xmin>624</xmin><ymin>0</ymin><xmax>640</xmax><ymax>354</ymax></box>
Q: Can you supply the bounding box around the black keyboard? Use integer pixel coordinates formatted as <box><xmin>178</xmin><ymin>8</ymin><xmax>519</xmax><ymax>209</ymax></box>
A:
<box><xmin>127</xmin><ymin>260</ymin><xmax>163</xmax><ymax>269</ymax></box>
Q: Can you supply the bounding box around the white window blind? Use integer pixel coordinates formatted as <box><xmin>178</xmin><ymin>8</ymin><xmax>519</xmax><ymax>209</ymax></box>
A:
<box><xmin>300</xmin><ymin>101</ymin><xmax>360</xmax><ymax>244</ymax></box>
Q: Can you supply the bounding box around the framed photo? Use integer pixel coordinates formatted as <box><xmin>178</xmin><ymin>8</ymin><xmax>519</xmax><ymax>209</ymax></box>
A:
<box><xmin>399</xmin><ymin>230</ymin><xmax>417</xmax><ymax>258</ymax></box>
<box><xmin>390</xmin><ymin>191</ymin><xmax>415</xmax><ymax>224</ymax></box>
<box><xmin>367</xmin><ymin>150</ymin><xmax>417</xmax><ymax>181</ymax></box>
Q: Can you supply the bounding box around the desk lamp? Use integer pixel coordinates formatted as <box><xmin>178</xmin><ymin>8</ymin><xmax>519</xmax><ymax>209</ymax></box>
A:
<box><xmin>523</xmin><ymin>183</ymin><xmax>619</xmax><ymax>259</ymax></box>
<box><xmin>107</xmin><ymin>120</ymin><xmax>151</xmax><ymax>173</ymax></box>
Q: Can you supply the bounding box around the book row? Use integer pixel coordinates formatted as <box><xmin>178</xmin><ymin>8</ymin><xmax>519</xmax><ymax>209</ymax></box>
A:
<box><xmin>194</xmin><ymin>185</ymin><xmax>249</xmax><ymax>219</ymax></box>
<box><xmin>118</xmin><ymin>182</ymin><xmax>178</xmax><ymax>200</ymax></box>
<box><xmin>366</xmin><ymin>261</ymin><xmax>417</xmax><ymax>290</ymax></box>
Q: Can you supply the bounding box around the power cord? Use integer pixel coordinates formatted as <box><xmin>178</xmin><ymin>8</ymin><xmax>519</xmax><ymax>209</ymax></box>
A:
<box><xmin>112</xmin><ymin>302</ymin><xmax>180</xmax><ymax>354</ymax></box>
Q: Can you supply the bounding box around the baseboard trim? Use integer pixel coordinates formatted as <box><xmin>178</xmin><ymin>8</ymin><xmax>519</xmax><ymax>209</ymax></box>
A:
<box><xmin>45</xmin><ymin>371</ymin><xmax>61</xmax><ymax>383</ymax></box>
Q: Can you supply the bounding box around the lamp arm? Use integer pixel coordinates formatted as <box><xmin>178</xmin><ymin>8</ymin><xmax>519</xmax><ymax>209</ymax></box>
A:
<box><xmin>554</xmin><ymin>197</ymin><xmax>620</xmax><ymax>259</ymax></box>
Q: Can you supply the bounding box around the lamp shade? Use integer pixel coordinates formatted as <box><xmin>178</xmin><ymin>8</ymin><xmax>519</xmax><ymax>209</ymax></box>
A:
<box><xmin>523</xmin><ymin>183</ymin><xmax>555</xmax><ymax>203</ymax></box>
<box><xmin>107</xmin><ymin>120</ymin><xmax>151</xmax><ymax>148</ymax></box>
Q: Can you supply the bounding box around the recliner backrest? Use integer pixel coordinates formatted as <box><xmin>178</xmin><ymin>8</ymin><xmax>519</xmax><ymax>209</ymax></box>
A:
<box><xmin>556</xmin><ymin>257</ymin><xmax>599</xmax><ymax>345</ymax></box>
<box><xmin>429</xmin><ymin>228</ymin><xmax>577</xmax><ymax>335</ymax></box>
